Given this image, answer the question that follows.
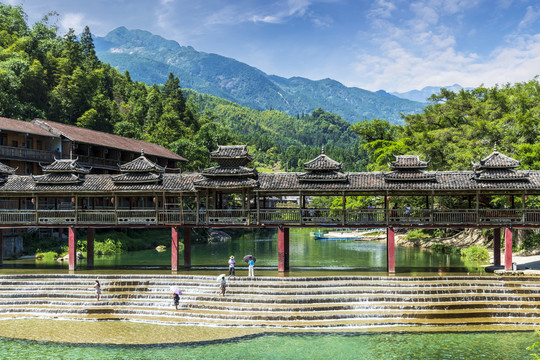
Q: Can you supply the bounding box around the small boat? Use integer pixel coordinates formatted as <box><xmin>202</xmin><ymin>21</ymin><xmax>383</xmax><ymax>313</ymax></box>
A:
<box><xmin>313</xmin><ymin>229</ymin><xmax>365</xmax><ymax>240</ymax></box>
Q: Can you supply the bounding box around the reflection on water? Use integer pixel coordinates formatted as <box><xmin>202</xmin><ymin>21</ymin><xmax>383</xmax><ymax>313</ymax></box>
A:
<box><xmin>0</xmin><ymin>327</ymin><xmax>534</xmax><ymax>360</ymax></box>
<box><xmin>3</xmin><ymin>229</ymin><xmax>478</xmax><ymax>274</ymax></box>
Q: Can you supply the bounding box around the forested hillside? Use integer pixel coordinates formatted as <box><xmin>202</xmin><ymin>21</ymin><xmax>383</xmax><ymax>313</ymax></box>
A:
<box><xmin>0</xmin><ymin>4</ymin><xmax>364</xmax><ymax>172</ymax></box>
<box><xmin>353</xmin><ymin>81</ymin><xmax>540</xmax><ymax>171</ymax></box>
<box><xmin>95</xmin><ymin>27</ymin><xmax>424</xmax><ymax>124</ymax></box>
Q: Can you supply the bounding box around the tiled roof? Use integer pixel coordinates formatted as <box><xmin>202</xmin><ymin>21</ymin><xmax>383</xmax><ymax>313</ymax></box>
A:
<box><xmin>40</xmin><ymin>158</ymin><xmax>90</xmax><ymax>174</ymax></box>
<box><xmin>33</xmin><ymin>173</ymin><xmax>85</xmax><ymax>184</ymax></box>
<box><xmin>297</xmin><ymin>172</ymin><xmax>348</xmax><ymax>182</ymax></box>
<box><xmin>389</xmin><ymin>155</ymin><xmax>429</xmax><ymax>170</ymax></box>
<box><xmin>210</xmin><ymin>145</ymin><xmax>252</xmax><ymax>159</ymax></box>
<box><xmin>0</xmin><ymin>117</ymin><xmax>59</xmax><ymax>137</ymax></box>
<box><xmin>474</xmin><ymin>169</ymin><xmax>529</xmax><ymax>181</ymax></box>
<box><xmin>0</xmin><ymin>171</ymin><xmax>539</xmax><ymax>193</ymax></box>
<box><xmin>32</xmin><ymin>119</ymin><xmax>187</xmax><ymax>162</ymax></box>
<box><xmin>201</xmin><ymin>166</ymin><xmax>256</xmax><ymax>177</ymax></box>
<box><xmin>193</xmin><ymin>177</ymin><xmax>259</xmax><ymax>189</ymax></box>
<box><xmin>303</xmin><ymin>148</ymin><xmax>341</xmax><ymax>171</ymax></box>
<box><xmin>0</xmin><ymin>162</ymin><xmax>16</xmax><ymax>175</ymax></box>
<box><xmin>384</xmin><ymin>170</ymin><xmax>437</xmax><ymax>182</ymax></box>
<box><xmin>111</xmin><ymin>173</ymin><xmax>162</xmax><ymax>184</ymax></box>
<box><xmin>118</xmin><ymin>154</ymin><xmax>165</xmax><ymax>173</ymax></box>
<box><xmin>473</xmin><ymin>151</ymin><xmax>520</xmax><ymax>170</ymax></box>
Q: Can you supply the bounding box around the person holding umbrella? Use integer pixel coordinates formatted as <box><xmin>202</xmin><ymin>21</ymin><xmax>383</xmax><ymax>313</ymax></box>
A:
<box><xmin>228</xmin><ymin>255</ymin><xmax>236</xmax><ymax>279</ymax></box>
<box><xmin>244</xmin><ymin>255</ymin><xmax>256</xmax><ymax>278</ymax></box>
<box><xmin>170</xmin><ymin>286</ymin><xmax>182</xmax><ymax>310</ymax></box>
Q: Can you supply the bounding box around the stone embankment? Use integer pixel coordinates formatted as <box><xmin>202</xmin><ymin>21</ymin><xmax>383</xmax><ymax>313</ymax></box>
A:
<box><xmin>0</xmin><ymin>275</ymin><xmax>539</xmax><ymax>330</ymax></box>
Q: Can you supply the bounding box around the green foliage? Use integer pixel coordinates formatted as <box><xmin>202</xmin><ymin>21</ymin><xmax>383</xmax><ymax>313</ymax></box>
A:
<box><xmin>405</xmin><ymin>229</ymin><xmax>431</xmax><ymax>241</ymax></box>
<box><xmin>94</xmin><ymin>238</ymin><xmax>123</xmax><ymax>255</ymax></box>
<box><xmin>527</xmin><ymin>330</ymin><xmax>540</xmax><ymax>360</ymax></box>
<box><xmin>358</xmin><ymin>79</ymin><xmax>540</xmax><ymax>172</ymax></box>
<box><xmin>0</xmin><ymin>4</ymin><xmax>366</xmax><ymax>172</ymax></box>
<box><xmin>460</xmin><ymin>246</ymin><xmax>490</xmax><ymax>263</ymax></box>
<box><xmin>431</xmin><ymin>243</ymin><xmax>460</xmax><ymax>255</ymax></box>
<box><xmin>35</xmin><ymin>251</ymin><xmax>58</xmax><ymax>260</ymax></box>
<box><xmin>95</xmin><ymin>27</ymin><xmax>424</xmax><ymax>124</ymax></box>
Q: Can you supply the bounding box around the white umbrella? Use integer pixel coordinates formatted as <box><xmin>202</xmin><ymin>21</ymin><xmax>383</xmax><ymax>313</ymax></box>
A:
<box><xmin>216</xmin><ymin>274</ymin><xmax>226</xmax><ymax>282</ymax></box>
<box><xmin>169</xmin><ymin>286</ymin><xmax>182</xmax><ymax>295</ymax></box>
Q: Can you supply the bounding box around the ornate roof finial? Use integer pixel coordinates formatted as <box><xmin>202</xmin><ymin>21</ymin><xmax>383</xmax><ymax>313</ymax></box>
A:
<box><xmin>141</xmin><ymin>148</ymin><xmax>145</xmax><ymax>156</ymax></box>
<box><xmin>494</xmin><ymin>142</ymin><xmax>498</xmax><ymax>153</ymax></box>
<box><xmin>321</xmin><ymin>145</ymin><xmax>325</xmax><ymax>155</ymax></box>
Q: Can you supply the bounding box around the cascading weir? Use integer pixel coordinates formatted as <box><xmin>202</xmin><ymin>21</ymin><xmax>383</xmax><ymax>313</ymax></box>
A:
<box><xmin>0</xmin><ymin>274</ymin><xmax>539</xmax><ymax>330</ymax></box>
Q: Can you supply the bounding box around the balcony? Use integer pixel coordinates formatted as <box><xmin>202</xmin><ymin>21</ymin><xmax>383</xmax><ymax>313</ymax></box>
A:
<box><xmin>0</xmin><ymin>145</ymin><xmax>55</xmax><ymax>163</ymax></box>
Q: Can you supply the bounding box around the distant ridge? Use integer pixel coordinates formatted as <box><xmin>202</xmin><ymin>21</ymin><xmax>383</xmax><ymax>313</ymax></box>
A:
<box><xmin>95</xmin><ymin>27</ymin><xmax>425</xmax><ymax>124</ymax></box>
<box><xmin>391</xmin><ymin>84</ymin><xmax>468</xmax><ymax>103</ymax></box>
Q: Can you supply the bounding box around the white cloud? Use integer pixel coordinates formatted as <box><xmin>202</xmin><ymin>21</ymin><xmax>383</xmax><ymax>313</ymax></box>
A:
<box><xmin>60</xmin><ymin>13</ymin><xmax>85</xmax><ymax>33</ymax></box>
<box><xmin>519</xmin><ymin>6</ymin><xmax>540</xmax><ymax>30</ymax></box>
<box><xmin>351</xmin><ymin>32</ymin><xmax>540</xmax><ymax>92</ymax></box>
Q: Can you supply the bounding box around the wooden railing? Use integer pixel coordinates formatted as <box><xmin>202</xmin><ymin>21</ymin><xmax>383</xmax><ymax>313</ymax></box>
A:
<box><xmin>0</xmin><ymin>145</ymin><xmax>55</xmax><ymax>162</ymax></box>
<box><xmin>0</xmin><ymin>208</ymin><xmax>539</xmax><ymax>227</ymax></box>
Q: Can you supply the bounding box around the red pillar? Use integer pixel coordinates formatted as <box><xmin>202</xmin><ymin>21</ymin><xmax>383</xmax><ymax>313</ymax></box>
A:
<box><xmin>387</xmin><ymin>227</ymin><xmax>395</xmax><ymax>273</ymax></box>
<box><xmin>278</xmin><ymin>227</ymin><xmax>289</xmax><ymax>272</ymax></box>
<box><xmin>505</xmin><ymin>228</ymin><xmax>513</xmax><ymax>271</ymax></box>
<box><xmin>171</xmin><ymin>227</ymin><xmax>179</xmax><ymax>271</ymax></box>
<box><xmin>183</xmin><ymin>227</ymin><xmax>191</xmax><ymax>268</ymax></box>
<box><xmin>0</xmin><ymin>230</ymin><xmax>3</xmax><ymax>266</ymax></box>
<box><xmin>86</xmin><ymin>228</ymin><xmax>94</xmax><ymax>268</ymax></box>
<box><xmin>493</xmin><ymin>228</ymin><xmax>501</xmax><ymax>267</ymax></box>
<box><xmin>68</xmin><ymin>227</ymin><xmax>77</xmax><ymax>271</ymax></box>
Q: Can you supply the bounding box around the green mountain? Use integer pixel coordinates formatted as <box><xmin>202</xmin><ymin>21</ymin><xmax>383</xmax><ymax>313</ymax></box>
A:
<box><xmin>95</xmin><ymin>27</ymin><xmax>424</xmax><ymax>124</ymax></box>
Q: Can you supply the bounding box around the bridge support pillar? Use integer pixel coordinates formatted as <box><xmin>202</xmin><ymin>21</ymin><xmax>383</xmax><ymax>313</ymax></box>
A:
<box><xmin>278</xmin><ymin>226</ymin><xmax>289</xmax><ymax>272</ymax></box>
<box><xmin>505</xmin><ymin>228</ymin><xmax>513</xmax><ymax>271</ymax></box>
<box><xmin>493</xmin><ymin>228</ymin><xmax>501</xmax><ymax>267</ymax></box>
<box><xmin>171</xmin><ymin>227</ymin><xmax>179</xmax><ymax>271</ymax></box>
<box><xmin>86</xmin><ymin>228</ymin><xmax>94</xmax><ymax>268</ymax></box>
<box><xmin>0</xmin><ymin>230</ymin><xmax>3</xmax><ymax>266</ymax></box>
<box><xmin>68</xmin><ymin>227</ymin><xmax>77</xmax><ymax>271</ymax></box>
<box><xmin>183</xmin><ymin>228</ymin><xmax>191</xmax><ymax>269</ymax></box>
<box><xmin>387</xmin><ymin>227</ymin><xmax>395</xmax><ymax>273</ymax></box>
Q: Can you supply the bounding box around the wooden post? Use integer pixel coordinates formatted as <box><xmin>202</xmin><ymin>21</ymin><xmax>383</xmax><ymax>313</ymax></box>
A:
<box><xmin>68</xmin><ymin>227</ymin><xmax>76</xmax><ymax>271</ymax></box>
<box><xmin>387</xmin><ymin>227</ymin><xmax>395</xmax><ymax>273</ymax></box>
<box><xmin>171</xmin><ymin>227</ymin><xmax>179</xmax><ymax>272</ymax></box>
<box><xmin>278</xmin><ymin>226</ymin><xmax>289</xmax><ymax>272</ymax></box>
<box><xmin>183</xmin><ymin>227</ymin><xmax>191</xmax><ymax>269</ymax></box>
<box><xmin>342</xmin><ymin>193</ymin><xmax>346</xmax><ymax>226</ymax></box>
<box><xmin>505</xmin><ymin>228</ymin><xmax>513</xmax><ymax>271</ymax></box>
<box><xmin>86</xmin><ymin>228</ymin><xmax>94</xmax><ymax>268</ymax></box>
<box><xmin>493</xmin><ymin>228</ymin><xmax>501</xmax><ymax>267</ymax></box>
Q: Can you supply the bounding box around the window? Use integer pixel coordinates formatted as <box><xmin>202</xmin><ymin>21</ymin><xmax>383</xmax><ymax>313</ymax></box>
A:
<box><xmin>12</xmin><ymin>140</ymin><xmax>18</xmax><ymax>147</ymax></box>
<box><xmin>0</xmin><ymin>134</ymin><xmax>7</xmax><ymax>146</ymax></box>
<box><xmin>36</xmin><ymin>140</ymin><xmax>42</xmax><ymax>150</ymax></box>
<box><xmin>26</xmin><ymin>137</ymin><xmax>33</xmax><ymax>149</ymax></box>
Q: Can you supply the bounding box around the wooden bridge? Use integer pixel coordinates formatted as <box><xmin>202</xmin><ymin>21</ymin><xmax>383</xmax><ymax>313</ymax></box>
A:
<box><xmin>0</xmin><ymin>145</ymin><xmax>536</xmax><ymax>273</ymax></box>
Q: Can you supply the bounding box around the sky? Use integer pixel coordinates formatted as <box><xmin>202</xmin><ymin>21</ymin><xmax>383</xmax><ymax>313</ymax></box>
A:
<box><xmin>8</xmin><ymin>0</ymin><xmax>540</xmax><ymax>92</ymax></box>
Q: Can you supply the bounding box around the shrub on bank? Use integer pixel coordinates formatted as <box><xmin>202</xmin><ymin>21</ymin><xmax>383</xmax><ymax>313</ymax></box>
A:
<box><xmin>431</xmin><ymin>243</ymin><xmax>460</xmax><ymax>255</ymax></box>
<box><xmin>461</xmin><ymin>246</ymin><xmax>490</xmax><ymax>263</ymax></box>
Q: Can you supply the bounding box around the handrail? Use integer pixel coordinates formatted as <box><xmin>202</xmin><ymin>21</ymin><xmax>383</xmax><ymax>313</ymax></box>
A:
<box><xmin>0</xmin><ymin>208</ymin><xmax>539</xmax><ymax>227</ymax></box>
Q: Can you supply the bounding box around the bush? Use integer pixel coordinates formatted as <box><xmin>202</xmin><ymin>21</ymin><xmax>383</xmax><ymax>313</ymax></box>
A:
<box><xmin>36</xmin><ymin>251</ymin><xmax>58</xmax><ymax>260</ymax></box>
<box><xmin>94</xmin><ymin>238</ymin><xmax>123</xmax><ymax>255</ymax></box>
<box><xmin>431</xmin><ymin>243</ymin><xmax>460</xmax><ymax>255</ymax></box>
<box><xmin>405</xmin><ymin>229</ymin><xmax>431</xmax><ymax>241</ymax></box>
<box><xmin>461</xmin><ymin>246</ymin><xmax>490</xmax><ymax>263</ymax></box>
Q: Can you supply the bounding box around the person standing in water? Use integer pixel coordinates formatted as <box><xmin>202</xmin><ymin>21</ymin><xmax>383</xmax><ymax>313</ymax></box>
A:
<box><xmin>94</xmin><ymin>280</ymin><xmax>101</xmax><ymax>301</ymax></box>
<box><xmin>248</xmin><ymin>257</ymin><xmax>255</xmax><ymax>278</ymax></box>
<box><xmin>219</xmin><ymin>275</ymin><xmax>227</xmax><ymax>296</ymax></box>
<box><xmin>228</xmin><ymin>255</ymin><xmax>236</xmax><ymax>279</ymax></box>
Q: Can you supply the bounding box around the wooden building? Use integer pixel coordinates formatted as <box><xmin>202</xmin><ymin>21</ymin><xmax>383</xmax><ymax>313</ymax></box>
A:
<box><xmin>0</xmin><ymin>117</ymin><xmax>188</xmax><ymax>175</ymax></box>
<box><xmin>0</xmin><ymin>144</ymin><xmax>537</xmax><ymax>273</ymax></box>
